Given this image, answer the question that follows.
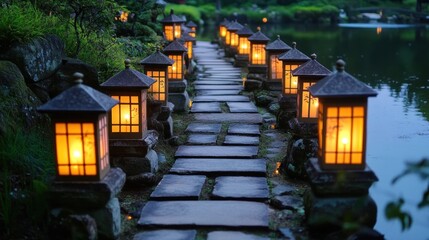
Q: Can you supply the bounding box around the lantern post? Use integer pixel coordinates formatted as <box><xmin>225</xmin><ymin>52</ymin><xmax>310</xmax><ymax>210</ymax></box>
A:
<box><xmin>234</xmin><ymin>25</ymin><xmax>254</xmax><ymax>67</ymax></box>
<box><xmin>247</xmin><ymin>27</ymin><xmax>270</xmax><ymax>76</ymax></box>
<box><xmin>304</xmin><ymin>60</ymin><xmax>379</xmax><ymax>236</ymax></box>
<box><xmin>38</xmin><ymin>73</ymin><xmax>125</xmax><ymax>239</ymax></box>
<box><xmin>265</xmin><ymin>35</ymin><xmax>291</xmax><ymax>91</ymax></box>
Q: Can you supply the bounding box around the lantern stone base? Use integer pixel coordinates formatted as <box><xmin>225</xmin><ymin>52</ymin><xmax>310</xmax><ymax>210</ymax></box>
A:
<box><xmin>282</xmin><ymin>138</ymin><xmax>317</xmax><ymax>179</ymax></box>
<box><xmin>247</xmin><ymin>64</ymin><xmax>267</xmax><ymax>75</ymax></box>
<box><xmin>234</xmin><ymin>54</ymin><xmax>249</xmax><ymax>67</ymax></box>
<box><xmin>263</xmin><ymin>80</ymin><xmax>282</xmax><ymax>92</ymax></box>
<box><xmin>168</xmin><ymin>92</ymin><xmax>190</xmax><ymax>112</ymax></box>
<box><xmin>276</xmin><ymin>95</ymin><xmax>298</xmax><ymax>130</ymax></box>
<box><xmin>49</xmin><ymin>168</ymin><xmax>125</xmax><ymax>239</ymax></box>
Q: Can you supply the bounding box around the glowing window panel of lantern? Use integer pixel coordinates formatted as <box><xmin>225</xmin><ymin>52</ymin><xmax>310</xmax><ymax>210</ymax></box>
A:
<box><xmin>226</xmin><ymin>31</ymin><xmax>231</xmax><ymax>45</ymax></box>
<box><xmin>185</xmin><ymin>41</ymin><xmax>193</xmax><ymax>59</ymax></box>
<box><xmin>230</xmin><ymin>32</ymin><xmax>239</xmax><ymax>47</ymax></box>
<box><xmin>174</xmin><ymin>24</ymin><xmax>181</xmax><ymax>39</ymax></box>
<box><xmin>164</xmin><ymin>25</ymin><xmax>174</xmax><ymax>41</ymax></box>
<box><xmin>98</xmin><ymin>116</ymin><xmax>109</xmax><ymax>171</ymax></box>
<box><xmin>110</xmin><ymin>95</ymin><xmax>140</xmax><ymax>133</ymax></box>
<box><xmin>189</xmin><ymin>32</ymin><xmax>196</xmax><ymax>38</ymax></box>
<box><xmin>284</xmin><ymin>64</ymin><xmax>299</xmax><ymax>94</ymax></box>
<box><xmin>55</xmin><ymin>122</ymin><xmax>97</xmax><ymax>176</ymax></box>
<box><xmin>168</xmin><ymin>55</ymin><xmax>183</xmax><ymax>80</ymax></box>
<box><xmin>251</xmin><ymin>44</ymin><xmax>265</xmax><ymax>65</ymax></box>
<box><xmin>301</xmin><ymin>82</ymin><xmax>318</xmax><ymax>119</ymax></box>
<box><xmin>220</xmin><ymin>26</ymin><xmax>227</xmax><ymax>37</ymax></box>
<box><xmin>322</xmin><ymin>106</ymin><xmax>365</xmax><ymax>165</ymax></box>
<box><xmin>238</xmin><ymin>37</ymin><xmax>250</xmax><ymax>54</ymax></box>
<box><xmin>270</xmin><ymin>55</ymin><xmax>283</xmax><ymax>80</ymax></box>
<box><xmin>147</xmin><ymin>70</ymin><xmax>166</xmax><ymax>102</ymax></box>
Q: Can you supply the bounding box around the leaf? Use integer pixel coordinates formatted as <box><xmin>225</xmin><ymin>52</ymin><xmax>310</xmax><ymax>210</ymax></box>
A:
<box><xmin>392</xmin><ymin>158</ymin><xmax>429</xmax><ymax>184</ymax></box>
<box><xmin>417</xmin><ymin>185</ymin><xmax>429</xmax><ymax>209</ymax></box>
<box><xmin>385</xmin><ymin>198</ymin><xmax>413</xmax><ymax>231</ymax></box>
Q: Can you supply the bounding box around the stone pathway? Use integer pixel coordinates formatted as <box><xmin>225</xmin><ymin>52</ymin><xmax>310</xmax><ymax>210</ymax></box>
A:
<box><xmin>134</xmin><ymin>41</ymin><xmax>296</xmax><ymax>239</ymax></box>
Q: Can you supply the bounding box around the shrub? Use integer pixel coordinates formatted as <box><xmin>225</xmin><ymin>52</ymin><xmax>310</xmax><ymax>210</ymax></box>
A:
<box><xmin>164</xmin><ymin>3</ymin><xmax>201</xmax><ymax>22</ymax></box>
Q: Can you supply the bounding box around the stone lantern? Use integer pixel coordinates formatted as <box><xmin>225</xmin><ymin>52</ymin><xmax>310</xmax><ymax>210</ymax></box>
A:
<box><xmin>140</xmin><ymin>49</ymin><xmax>174</xmax><ymax>106</ymax></box>
<box><xmin>186</xmin><ymin>20</ymin><xmax>197</xmax><ymax>38</ymax></box>
<box><xmin>225</xmin><ymin>20</ymin><xmax>243</xmax><ymax>57</ymax></box>
<box><xmin>265</xmin><ymin>35</ymin><xmax>291</xmax><ymax>91</ymax></box>
<box><xmin>180</xmin><ymin>33</ymin><xmax>195</xmax><ymax>62</ymax></box>
<box><xmin>248</xmin><ymin>28</ymin><xmax>270</xmax><ymax>75</ymax></box>
<box><xmin>219</xmin><ymin>18</ymin><xmax>230</xmax><ymax>42</ymax></box>
<box><xmin>163</xmin><ymin>39</ymin><xmax>190</xmax><ymax>111</ymax></box>
<box><xmin>234</xmin><ymin>24</ymin><xmax>254</xmax><ymax>67</ymax></box>
<box><xmin>160</xmin><ymin>9</ymin><xmax>185</xmax><ymax>42</ymax></box>
<box><xmin>304</xmin><ymin>60</ymin><xmax>379</xmax><ymax>236</ymax></box>
<box><xmin>38</xmin><ymin>73</ymin><xmax>125</xmax><ymax>239</ymax></box>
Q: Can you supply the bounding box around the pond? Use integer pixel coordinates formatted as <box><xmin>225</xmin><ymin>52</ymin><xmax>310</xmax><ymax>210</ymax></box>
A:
<box><xmin>201</xmin><ymin>22</ymin><xmax>429</xmax><ymax>240</ymax></box>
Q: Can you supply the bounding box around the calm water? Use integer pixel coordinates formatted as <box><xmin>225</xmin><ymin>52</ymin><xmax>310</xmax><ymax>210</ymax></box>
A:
<box><xmin>201</xmin><ymin>23</ymin><xmax>429</xmax><ymax>239</ymax></box>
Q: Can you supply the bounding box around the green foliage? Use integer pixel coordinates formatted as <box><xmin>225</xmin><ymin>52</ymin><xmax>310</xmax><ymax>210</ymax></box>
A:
<box><xmin>0</xmin><ymin>3</ymin><xmax>57</xmax><ymax>49</ymax></box>
<box><xmin>385</xmin><ymin>159</ymin><xmax>429</xmax><ymax>231</ymax></box>
<box><xmin>165</xmin><ymin>3</ymin><xmax>201</xmax><ymax>22</ymax></box>
<box><xmin>199</xmin><ymin>4</ymin><xmax>217</xmax><ymax>21</ymax></box>
<box><xmin>291</xmin><ymin>5</ymin><xmax>339</xmax><ymax>23</ymax></box>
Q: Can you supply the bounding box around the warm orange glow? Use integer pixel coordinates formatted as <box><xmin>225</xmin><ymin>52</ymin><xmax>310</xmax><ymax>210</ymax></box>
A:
<box><xmin>300</xmin><ymin>82</ymin><xmax>318</xmax><ymax>121</ymax></box>
<box><xmin>185</xmin><ymin>41</ymin><xmax>193</xmax><ymax>59</ymax></box>
<box><xmin>164</xmin><ymin>25</ymin><xmax>174</xmax><ymax>41</ymax></box>
<box><xmin>376</xmin><ymin>26</ymin><xmax>382</xmax><ymax>35</ymax></box>
<box><xmin>110</xmin><ymin>95</ymin><xmax>140</xmax><ymax>133</ymax></box>
<box><xmin>270</xmin><ymin>55</ymin><xmax>283</xmax><ymax>80</ymax></box>
<box><xmin>238</xmin><ymin>37</ymin><xmax>250</xmax><ymax>54</ymax></box>
<box><xmin>251</xmin><ymin>44</ymin><xmax>265</xmax><ymax>65</ymax></box>
<box><xmin>188</xmin><ymin>100</ymin><xmax>193</xmax><ymax>108</ymax></box>
<box><xmin>147</xmin><ymin>70</ymin><xmax>166</xmax><ymax>103</ymax></box>
<box><xmin>189</xmin><ymin>31</ymin><xmax>196</xmax><ymax>38</ymax></box>
<box><xmin>262</xmin><ymin>17</ymin><xmax>268</xmax><ymax>23</ymax></box>
<box><xmin>55</xmin><ymin>122</ymin><xmax>97</xmax><ymax>176</ymax></box>
<box><xmin>230</xmin><ymin>32</ymin><xmax>239</xmax><ymax>47</ymax></box>
<box><xmin>168</xmin><ymin>54</ymin><xmax>183</xmax><ymax>80</ymax></box>
<box><xmin>283</xmin><ymin>64</ymin><xmax>299</xmax><ymax>94</ymax></box>
<box><xmin>320</xmin><ymin>105</ymin><xmax>365</xmax><ymax>166</ymax></box>
<box><xmin>174</xmin><ymin>24</ymin><xmax>181</xmax><ymax>39</ymax></box>
<box><xmin>225</xmin><ymin>31</ymin><xmax>231</xmax><ymax>45</ymax></box>
<box><xmin>116</xmin><ymin>11</ymin><xmax>128</xmax><ymax>22</ymax></box>
<box><xmin>220</xmin><ymin>26</ymin><xmax>227</xmax><ymax>37</ymax></box>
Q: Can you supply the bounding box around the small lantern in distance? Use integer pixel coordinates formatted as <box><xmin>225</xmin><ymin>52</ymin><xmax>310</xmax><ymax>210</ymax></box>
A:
<box><xmin>266</xmin><ymin>35</ymin><xmax>291</xmax><ymax>82</ymax></box>
<box><xmin>248</xmin><ymin>27</ymin><xmax>270</xmax><ymax>73</ymax></box>
<box><xmin>219</xmin><ymin>18</ymin><xmax>230</xmax><ymax>39</ymax></box>
<box><xmin>226</xmin><ymin>20</ymin><xmax>243</xmax><ymax>49</ymax></box>
<box><xmin>160</xmin><ymin>9</ymin><xmax>185</xmax><ymax>41</ymax></box>
<box><xmin>292</xmin><ymin>53</ymin><xmax>331</xmax><ymax>123</ymax></box>
<box><xmin>101</xmin><ymin>59</ymin><xmax>155</xmax><ymax>140</ymax></box>
<box><xmin>37</xmin><ymin>73</ymin><xmax>118</xmax><ymax>181</ymax></box>
<box><xmin>278</xmin><ymin>42</ymin><xmax>310</xmax><ymax>96</ymax></box>
<box><xmin>185</xmin><ymin>20</ymin><xmax>197</xmax><ymax>38</ymax></box>
<box><xmin>309</xmin><ymin>59</ymin><xmax>377</xmax><ymax>170</ymax></box>
<box><xmin>163</xmin><ymin>39</ymin><xmax>187</xmax><ymax>81</ymax></box>
<box><xmin>180</xmin><ymin>33</ymin><xmax>195</xmax><ymax>62</ymax></box>
<box><xmin>140</xmin><ymin>49</ymin><xmax>174</xmax><ymax>105</ymax></box>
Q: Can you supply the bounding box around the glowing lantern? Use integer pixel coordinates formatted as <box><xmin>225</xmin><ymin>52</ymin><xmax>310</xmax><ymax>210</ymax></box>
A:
<box><xmin>186</xmin><ymin>20</ymin><xmax>197</xmax><ymax>38</ymax></box>
<box><xmin>163</xmin><ymin>39</ymin><xmax>187</xmax><ymax>81</ymax></box>
<box><xmin>265</xmin><ymin>35</ymin><xmax>291</xmax><ymax>82</ymax></box>
<box><xmin>278</xmin><ymin>42</ymin><xmax>310</xmax><ymax>96</ymax></box>
<box><xmin>101</xmin><ymin>59</ymin><xmax>155</xmax><ymax>139</ymax></box>
<box><xmin>160</xmin><ymin>9</ymin><xmax>185</xmax><ymax>42</ymax></box>
<box><xmin>247</xmin><ymin>27</ymin><xmax>270</xmax><ymax>73</ymax></box>
<box><xmin>180</xmin><ymin>33</ymin><xmax>195</xmax><ymax>61</ymax></box>
<box><xmin>292</xmin><ymin>54</ymin><xmax>331</xmax><ymax>123</ymax></box>
<box><xmin>140</xmin><ymin>49</ymin><xmax>174</xmax><ymax>105</ymax></box>
<box><xmin>309</xmin><ymin>60</ymin><xmax>377</xmax><ymax>170</ymax></box>
<box><xmin>226</xmin><ymin>21</ymin><xmax>243</xmax><ymax>49</ymax></box>
<box><xmin>37</xmin><ymin>73</ymin><xmax>118</xmax><ymax>181</ymax></box>
<box><xmin>234</xmin><ymin>25</ymin><xmax>254</xmax><ymax>67</ymax></box>
<box><xmin>219</xmin><ymin>18</ymin><xmax>230</xmax><ymax>40</ymax></box>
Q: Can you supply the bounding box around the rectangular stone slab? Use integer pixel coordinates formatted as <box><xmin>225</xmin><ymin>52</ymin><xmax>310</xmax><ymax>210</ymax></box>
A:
<box><xmin>194</xmin><ymin>85</ymin><xmax>243</xmax><ymax>90</ymax></box>
<box><xmin>138</xmin><ymin>201</ymin><xmax>269</xmax><ymax>229</ymax></box>
<box><xmin>207</xmin><ymin>231</ymin><xmax>270</xmax><ymax>240</ymax></box>
<box><xmin>224</xmin><ymin>135</ymin><xmax>260</xmax><ymax>146</ymax></box>
<box><xmin>193</xmin><ymin>95</ymin><xmax>249</xmax><ymax>102</ymax></box>
<box><xmin>228</xmin><ymin>124</ymin><xmax>261</xmax><ymax>135</ymax></box>
<box><xmin>190</xmin><ymin>102</ymin><xmax>221</xmax><ymax>113</ymax></box>
<box><xmin>150</xmin><ymin>175</ymin><xmax>206</xmax><ymax>200</ymax></box>
<box><xmin>187</xmin><ymin>134</ymin><xmax>217</xmax><ymax>145</ymax></box>
<box><xmin>133</xmin><ymin>230</ymin><xmax>197</xmax><ymax>240</ymax></box>
<box><xmin>198</xmin><ymin>78</ymin><xmax>242</xmax><ymax>82</ymax></box>
<box><xmin>185</xmin><ymin>123</ymin><xmax>222</xmax><ymax>134</ymax></box>
<box><xmin>194</xmin><ymin>113</ymin><xmax>262</xmax><ymax>124</ymax></box>
<box><xmin>175</xmin><ymin>146</ymin><xmax>258</xmax><ymax>158</ymax></box>
<box><xmin>170</xmin><ymin>158</ymin><xmax>266</xmax><ymax>177</ymax></box>
<box><xmin>196</xmin><ymin>90</ymin><xmax>241</xmax><ymax>96</ymax></box>
<box><xmin>212</xmin><ymin>176</ymin><xmax>269</xmax><ymax>201</ymax></box>
<box><xmin>194</xmin><ymin>81</ymin><xmax>239</xmax><ymax>85</ymax></box>
<box><xmin>227</xmin><ymin>102</ymin><xmax>258</xmax><ymax>113</ymax></box>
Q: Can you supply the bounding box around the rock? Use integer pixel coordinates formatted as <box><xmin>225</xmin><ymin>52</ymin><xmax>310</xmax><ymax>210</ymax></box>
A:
<box><xmin>283</xmin><ymin>138</ymin><xmax>317</xmax><ymax>179</ymax></box>
<box><xmin>69</xmin><ymin>214</ymin><xmax>98</xmax><ymax>240</ymax></box>
<box><xmin>168</xmin><ymin>80</ymin><xmax>187</xmax><ymax>93</ymax></box>
<box><xmin>109</xmin><ymin>139</ymin><xmax>150</xmax><ymax>158</ymax></box>
<box><xmin>279</xmin><ymin>228</ymin><xmax>296</xmax><ymax>240</ymax></box>
<box><xmin>111</xmin><ymin>149</ymin><xmax>158</xmax><ymax>176</ymax></box>
<box><xmin>271</xmin><ymin>185</ymin><xmax>295</xmax><ymax>196</ymax></box>
<box><xmin>161</xmin><ymin>116</ymin><xmax>174</xmax><ymax>139</ymax></box>
<box><xmin>244</xmin><ymin>79</ymin><xmax>262</xmax><ymax>91</ymax></box>
<box><xmin>268</xmin><ymin>102</ymin><xmax>280</xmax><ymax>114</ymax></box>
<box><xmin>49</xmin><ymin>210</ymin><xmax>97</xmax><ymax>240</ymax></box>
<box><xmin>157</xmin><ymin>106</ymin><xmax>171</xmax><ymax>121</ymax></box>
<box><xmin>90</xmin><ymin>197</ymin><xmax>121</xmax><ymax>240</ymax></box>
<box><xmin>158</xmin><ymin>153</ymin><xmax>167</xmax><ymax>164</ymax></box>
<box><xmin>126</xmin><ymin>172</ymin><xmax>157</xmax><ymax>186</ymax></box>
<box><xmin>270</xmin><ymin>195</ymin><xmax>302</xmax><ymax>210</ymax></box>
<box><xmin>168</xmin><ymin>92</ymin><xmax>190</xmax><ymax>112</ymax></box>
<box><xmin>255</xmin><ymin>94</ymin><xmax>275</xmax><ymax>107</ymax></box>
<box><xmin>277</xmin><ymin>109</ymin><xmax>296</xmax><ymax>130</ymax></box>
<box><xmin>0</xmin><ymin>35</ymin><xmax>64</xmax><ymax>83</ymax></box>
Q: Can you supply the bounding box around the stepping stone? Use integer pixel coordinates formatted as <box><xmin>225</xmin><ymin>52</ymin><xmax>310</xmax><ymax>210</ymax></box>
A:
<box><xmin>199</xmin><ymin>78</ymin><xmax>242</xmax><ymax>82</ymax></box>
<box><xmin>138</xmin><ymin>201</ymin><xmax>269</xmax><ymax>229</ymax></box>
<box><xmin>197</xmin><ymin>90</ymin><xmax>241</xmax><ymax>95</ymax></box>
<box><xmin>205</xmin><ymin>70</ymin><xmax>241</xmax><ymax>74</ymax></box>
<box><xmin>194</xmin><ymin>80</ymin><xmax>239</xmax><ymax>85</ymax></box>
<box><xmin>186</xmin><ymin>123</ymin><xmax>222</xmax><ymax>134</ymax></box>
<box><xmin>133</xmin><ymin>230</ymin><xmax>197</xmax><ymax>240</ymax></box>
<box><xmin>228</xmin><ymin>124</ymin><xmax>261</xmax><ymax>136</ymax></box>
<box><xmin>194</xmin><ymin>113</ymin><xmax>262</xmax><ymax>124</ymax></box>
<box><xmin>170</xmin><ymin>158</ymin><xmax>266</xmax><ymax>176</ymax></box>
<box><xmin>150</xmin><ymin>175</ymin><xmax>206</xmax><ymax>200</ymax></box>
<box><xmin>207</xmin><ymin>231</ymin><xmax>270</xmax><ymax>240</ymax></box>
<box><xmin>193</xmin><ymin>95</ymin><xmax>249</xmax><ymax>102</ymax></box>
<box><xmin>212</xmin><ymin>177</ymin><xmax>269</xmax><ymax>201</ymax></box>
<box><xmin>190</xmin><ymin>102</ymin><xmax>221</xmax><ymax>113</ymax></box>
<box><xmin>175</xmin><ymin>146</ymin><xmax>258</xmax><ymax>158</ymax></box>
<box><xmin>194</xmin><ymin>85</ymin><xmax>243</xmax><ymax>90</ymax></box>
<box><xmin>187</xmin><ymin>134</ymin><xmax>217</xmax><ymax>145</ymax></box>
<box><xmin>224</xmin><ymin>135</ymin><xmax>260</xmax><ymax>146</ymax></box>
<box><xmin>227</xmin><ymin>102</ymin><xmax>258</xmax><ymax>113</ymax></box>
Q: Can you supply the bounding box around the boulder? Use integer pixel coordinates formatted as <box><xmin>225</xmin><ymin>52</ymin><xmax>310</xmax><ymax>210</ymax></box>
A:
<box><xmin>168</xmin><ymin>80</ymin><xmax>187</xmax><ymax>93</ymax></box>
<box><xmin>244</xmin><ymin>79</ymin><xmax>262</xmax><ymax>91</ymax></box>
<box><xmin>283</xmin><ymin>138</ymin><xmax>318</xmax><ymax>179</ymax></box>
<box><xmin>111</xmin><ymin>149</ymin><xmax>159</xmax><ymax>175</ymax></box>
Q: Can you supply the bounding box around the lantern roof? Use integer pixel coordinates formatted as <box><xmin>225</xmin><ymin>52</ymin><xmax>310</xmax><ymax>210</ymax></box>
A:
<box><xmin>227</xmin><ymin>21</ymin><xmax>243</xmax><ymax>31</ymax></box>
<box><xmin>266</xmin><ymin>35</ymin><xmax>291</xmax><ymax>51</ymax></box>
<box><xmin>140</xmin><ymin>49</ymin><xmax>174</xmax><ymax>66</ymax></box>
<box><xmin>163</xmin><ymin>39</ymin><xmax>187</xmax><ymax>53</ymax></box>
<box><xmin>101</xmin><ymin>60</ymin><xmax>155</xmax><ymax>89</ymax></box>
<box><xmin>38</xmin><ymin>73</ymin><xmax>118</xmax><ymax>113</ymax></box>
<box><xmin>278</xmin><ymin>42</ymin><xmax>310</xmax><ymax>62</ymax></box>
<box><xmin>180</xmin><ymin>33</ymin><xmax>196</xmax><ymax>42</ymax></box>
<box><xmin>236</xmin><ymin>25</ymin><xmax>254</xmax><ymax>36</ymax></box>
<box><xmin>248</xmin><ymin>28</ymin><xmax>270</xmax><ymax>42</ymax></box>
<box><xmin>220</xmin><ymin>18</ymin><xmax>230</xmax><ymax>27</ymax></box>
<box><xmin>160</xmin><ymin>9</ymin><xmax>185</xmax><ymax>23</ymax></box>
<box><xmin>309</xmin><ymin>60</ymin><xmax>378</xmax><ymax>98</ymax></box>
<box><xmin>186</xmin><ymin>20</ymin><xmax>197</xmax><ymax>28</ymax></box>
<box><xmin>292</xmin><ymin>54</ymin><xmax>331</xmax><ymax>77</ymax></box>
